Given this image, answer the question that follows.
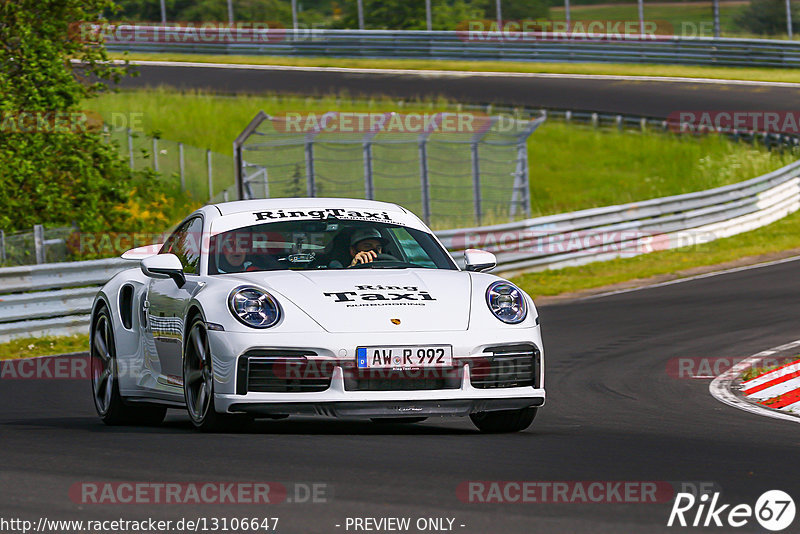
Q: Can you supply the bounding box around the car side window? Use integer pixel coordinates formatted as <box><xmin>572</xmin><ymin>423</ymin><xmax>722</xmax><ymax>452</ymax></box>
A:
<box><xmin>161</xmin><ymin>217</ymin><xmax>203</xmax><ymax>275</ymax></box>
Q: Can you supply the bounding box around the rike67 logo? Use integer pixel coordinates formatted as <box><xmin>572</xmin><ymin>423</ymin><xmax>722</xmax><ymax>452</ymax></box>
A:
<box><xmin>668</xmin><ymin>490</ymin><xmax>795</xmax><ymax>531</ymax></box>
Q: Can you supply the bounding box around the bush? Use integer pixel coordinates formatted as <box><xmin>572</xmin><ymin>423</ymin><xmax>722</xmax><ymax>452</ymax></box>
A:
<box><xmin>734</xmin><ymin>0</ymin><xmax>800</xmax><ymax>35</ymax></box>
<box><xmin>0</xmin><ymin>0</ymin><xmax>197</xmax><ymax>246</ymax></box>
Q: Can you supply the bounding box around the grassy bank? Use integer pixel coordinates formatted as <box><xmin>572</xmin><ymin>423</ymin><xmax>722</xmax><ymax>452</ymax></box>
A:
<box><xmin>85</xmin><ymin>89</ymin><xmax>796</xmax><ymax>222</ymax></box>
<box><xmin>112</xmin><ymin>53</ymin><xmax>800</xmax><ymax>85</ymax></box>
<box><xmin>0</xmin><ymin>335</ymin><xmax>89</xmax><ymax>360</ymax></box>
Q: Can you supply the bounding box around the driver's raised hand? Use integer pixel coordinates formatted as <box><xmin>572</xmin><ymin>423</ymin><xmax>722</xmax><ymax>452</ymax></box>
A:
<box><xmin>350</xmin><ymin>250</ymin><xmax>378</xmax><ymax>266</ymax></box>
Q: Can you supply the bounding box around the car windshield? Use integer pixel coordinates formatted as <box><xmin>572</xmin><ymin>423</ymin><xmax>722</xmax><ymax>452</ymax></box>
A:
<box><xmin>208</xmin><ymin>219</ymin><xmax>457</xmax><ymax>274</ymax></box>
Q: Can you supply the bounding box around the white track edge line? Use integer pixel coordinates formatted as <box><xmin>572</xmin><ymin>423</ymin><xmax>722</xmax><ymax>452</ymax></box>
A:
<box><xmin>709</xmin><ymin>340</ymin><xmax>800</xmax><ymax>424</ymax></box>
<box><xmin>579</xmin><ymin>254</ymin><xmax>800</xmax><ymax>301</ymax></box>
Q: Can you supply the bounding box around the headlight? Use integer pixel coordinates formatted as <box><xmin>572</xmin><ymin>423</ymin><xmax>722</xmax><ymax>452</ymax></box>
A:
<box><xmin>486</xmin><ymin>281</ymin><xmax>527</xmax><ymax>324</ymax></box>
<box><xmin>228</xmin><ymin>287</ymin><xmax>281</xmax><ymax>328</ymax></box>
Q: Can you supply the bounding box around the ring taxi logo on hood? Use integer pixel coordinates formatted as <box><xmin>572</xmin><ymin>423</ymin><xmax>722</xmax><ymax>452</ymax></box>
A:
<box><xmin>323</xmin><ymin>285</ymin><xmax>436</xmax><ymax>304</ymax></box>
<box><xmin>254</xmin><ymin>208</ymin><xmax>393</xmax><ymax>222</ymax></box>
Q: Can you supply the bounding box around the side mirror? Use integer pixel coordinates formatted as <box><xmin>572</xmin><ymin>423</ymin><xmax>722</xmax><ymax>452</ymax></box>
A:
<box><xmin>464</xmin><ymin>249</ymin><xmax>497</xmax><ymax>273</ymax></box>
<box><xmin>141</xmin><ymin>254</ymin><xmax>186</xmax><ymax>288</ymax></box>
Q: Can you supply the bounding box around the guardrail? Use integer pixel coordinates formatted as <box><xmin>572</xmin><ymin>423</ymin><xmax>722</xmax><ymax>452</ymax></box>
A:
<box><xmin>105</xmin><ymin>27</ymin><xmax>800</xmax><ymax>68</ymax></box>
<box><xmin>0</xmin><ymin>258</ymin><xmax>134</xmax><ymax>342</ymax></box>
<box><xmin>439</xmin><ymin>159</ymin><xmax>800</xmax><ymax>274</ymax></box>
<box><xmin>3</xmin><ymin>156</ymin><xmax>800</xmax><ymax>341</ymax></box>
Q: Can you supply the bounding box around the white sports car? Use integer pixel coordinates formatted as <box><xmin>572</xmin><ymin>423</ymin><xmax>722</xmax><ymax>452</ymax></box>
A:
<box><xmin>91</xmin><ymin>199</ymin><xmax>545</xmax><ymax>432</ymax></box>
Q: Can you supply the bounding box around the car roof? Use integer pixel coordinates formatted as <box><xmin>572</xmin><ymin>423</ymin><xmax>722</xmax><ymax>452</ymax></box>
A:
<box><xmin>211</xmin><ymin>198</ymin><xmax>408</xmax><ymax>216</ymax></box>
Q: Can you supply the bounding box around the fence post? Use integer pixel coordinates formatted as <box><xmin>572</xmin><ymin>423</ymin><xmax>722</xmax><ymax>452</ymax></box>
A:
<box><xmin>509</xmin><ymin>116</ymin><xmax>546</xmax><ymax>220</ymax></box>
<box><xmin>470</xmin><ymin>142</ymin><xmax>482</xmax><ymax>226</ymax></box>
<box><xmin>206</xmin><ymin>149</ymin><xmax>213</xmax><ymax>201</ymax></box>
<box><xmin>305</xmin><ymin>138</ymin><xmax>316</xmax><ymax>197</ymax></box>
<box><xmin>33</xmin><ymin>225</ymin><xmax>45</xmax><ymax>265</ymax></box>
<box><xmin>418</xmin><ymin>137</ymin><xmax>431</xmax><ymax>225</ymax></box>
<box><xmin>591</xmin><ymin>112</ymin><xmax>599</xmax><ymax>128</ymax></box>
<box><xmin>233</xmin><ymin>111</ymin><xmax>271</xmax><ymax>201</ymax></box>
<box><xmin>127</xmin><ymin>128</ymin><xmax>134</xmax><ymax>170</ymax></box>
<box><xmin>0</xmin><ymin>230</ymin><xmax>5</xmax><ymax>264</ymax></box>
<box><xmin>470</xmin><ymin>116</ymin><xmax>496</xmax><ymax>227</ymax></box>
<box><xmin>153</xmin><ymin>137</ymin><xmax>159</xmax><ymax>172</ymax></box>
<box><xmin>179</xmin><ymin>142</ymin><xmax>185</xmax><ymax>191</ymax></box>
<box><xmin>363</xmin><ymin>141</ymin><xmax>374</xmax><ymax>200</ymax></box>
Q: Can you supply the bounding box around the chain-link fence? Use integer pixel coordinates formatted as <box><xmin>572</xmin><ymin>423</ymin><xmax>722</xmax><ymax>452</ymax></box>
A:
<box><xmin>105</xmin><ymin>128</ymin><xmax>237</xmax><ymax>203</ymax></box>
<box><xmin>234</xmin><ymin>111</ymin><xmax>545</xmax><ymax>229</ymax></box>
<box><xmin>0</xmin><ymin>225</ymin><xmax>75</xmax><ymax>267</ymax></box>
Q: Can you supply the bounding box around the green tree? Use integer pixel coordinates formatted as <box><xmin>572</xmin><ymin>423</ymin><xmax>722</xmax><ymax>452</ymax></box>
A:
<box><xmin>734</xmin><ymin>0</ymin><xmax>799</xmax><ymax>35</ymax></box>
<box><xmin>0</xmin><ymin>0</ymin><xmax>178</xmax><ymax>236</ymax></box>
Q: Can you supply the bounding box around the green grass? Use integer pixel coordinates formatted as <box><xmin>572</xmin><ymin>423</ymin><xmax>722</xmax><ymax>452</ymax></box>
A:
<box><xmin>512</xmin><ymin>206</ymin><xmax>800</xmax><ymax>298</ymax></box>
<box><xmin>740</xmin><ymin>356</ymin><xmax>799</xmax><ymax>381</ymax></box>
<box><xmin>85</xmin><ymin>88</ymin><xmax>796</xmax><ymax>224</ymax></box>
<box><xmin>0</xmin><ymin>334</ymin><xmax>89</xmax><ymax>360</ymax></box>
<box><xmin>113</xmin><ymin>52</ymin><xmax>800</xmax><ymax>84</ymax></box>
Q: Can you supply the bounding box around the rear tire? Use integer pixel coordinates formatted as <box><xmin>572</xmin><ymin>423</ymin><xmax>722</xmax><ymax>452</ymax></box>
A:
<box><xmin>183</xmin><ymin>317</ymin><xmax>250</xmax><ymax>432</ymax></box>
<box><xmin>470</xmin><ymin>407</ymin><xmax>537</xmax><ymax>433</ymax></box>
<box><xmin>91</xmin><ymin>306</ymin><xmax>166</xmax><ymax>426</ymax></box>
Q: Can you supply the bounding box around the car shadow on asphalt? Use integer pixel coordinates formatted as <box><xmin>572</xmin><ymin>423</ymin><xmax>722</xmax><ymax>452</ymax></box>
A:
<box><xmin>0</xmin><ymin>414</ymin><xmax>482</xmax><ymax>435</ymax></box>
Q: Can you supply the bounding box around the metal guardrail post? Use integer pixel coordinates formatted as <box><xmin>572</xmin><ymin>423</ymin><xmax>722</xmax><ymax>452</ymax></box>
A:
<box><xmin>179</xmin><ymin>142</ymin><xmax>185</xmax><ymax>191</ymax></box>
<box><xmin>33</xmin><ymin>225</ymin><xmax>45</xmax><ymax>265</ymax></box>
<box><xmin>207</xmin><ymin>149</ymin><xmax>213</xmax><ymax>201</ymax></box>
<box><xmin>127</xmin><ymin>128</ymin><xmax>134</xmax><ymax>170</ymax></box>
<box><xmin>0</xmin><ymin>230</ymin><xmax>5</xmax><ymax>264</ymax></box>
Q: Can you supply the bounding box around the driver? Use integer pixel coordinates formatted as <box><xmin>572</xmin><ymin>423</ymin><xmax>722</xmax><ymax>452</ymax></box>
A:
<box><xmin>348</xmin><ymin>228</ymin><xmax>388</xmax><ymax>267</ymax></box>
<box><xmin>217</xmin><ymin>232</ymin><xmax>254</xmax><ymax>273</ymax></box>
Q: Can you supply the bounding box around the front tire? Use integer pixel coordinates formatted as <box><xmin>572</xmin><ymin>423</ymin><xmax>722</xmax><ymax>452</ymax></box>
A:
<box><xmin>470</xmin><ymin>407</ymin><xmax>537</xmax><ymax>433</ymax></box>
<box><xmin>183</xmin><ymin>317</ymin><xmax>249</xmax><ymax>432</ymax></box>
<box><xmin>91</xmin><ymin>306</ymin><xmax>166</xmax><ymax>426</ymax></box>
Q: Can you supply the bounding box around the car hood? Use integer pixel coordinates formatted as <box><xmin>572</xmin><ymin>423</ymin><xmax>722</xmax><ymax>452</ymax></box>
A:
<box><xmin>230</xmin><ymin>269</ymin><xmax>472</xmax><ymax>333</ymax></box>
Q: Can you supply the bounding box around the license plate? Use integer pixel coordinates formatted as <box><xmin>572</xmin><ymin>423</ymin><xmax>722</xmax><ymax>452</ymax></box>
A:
<box><xmin>356</xmin><ymin>345</ymin><xmax>453</xmax><ymax>369</ymax></box>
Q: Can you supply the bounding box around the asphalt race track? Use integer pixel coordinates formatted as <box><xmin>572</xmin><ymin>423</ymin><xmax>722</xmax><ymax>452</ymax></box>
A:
<box><xmin>119</xmin><ymin>61</ymin><xmax>800</xmax><ymax>118</ymax></box>
<box><xmin>3</xmin><ymin>259</ymin><xmax>800</xmax><ymax>533</ymax></box>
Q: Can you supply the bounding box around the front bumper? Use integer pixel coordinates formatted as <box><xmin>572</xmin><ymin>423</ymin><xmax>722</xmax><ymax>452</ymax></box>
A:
<box><xmin>208</xmin><ymin>327</ymin><xmax>546</xmax><ymax>417</ymax></box>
